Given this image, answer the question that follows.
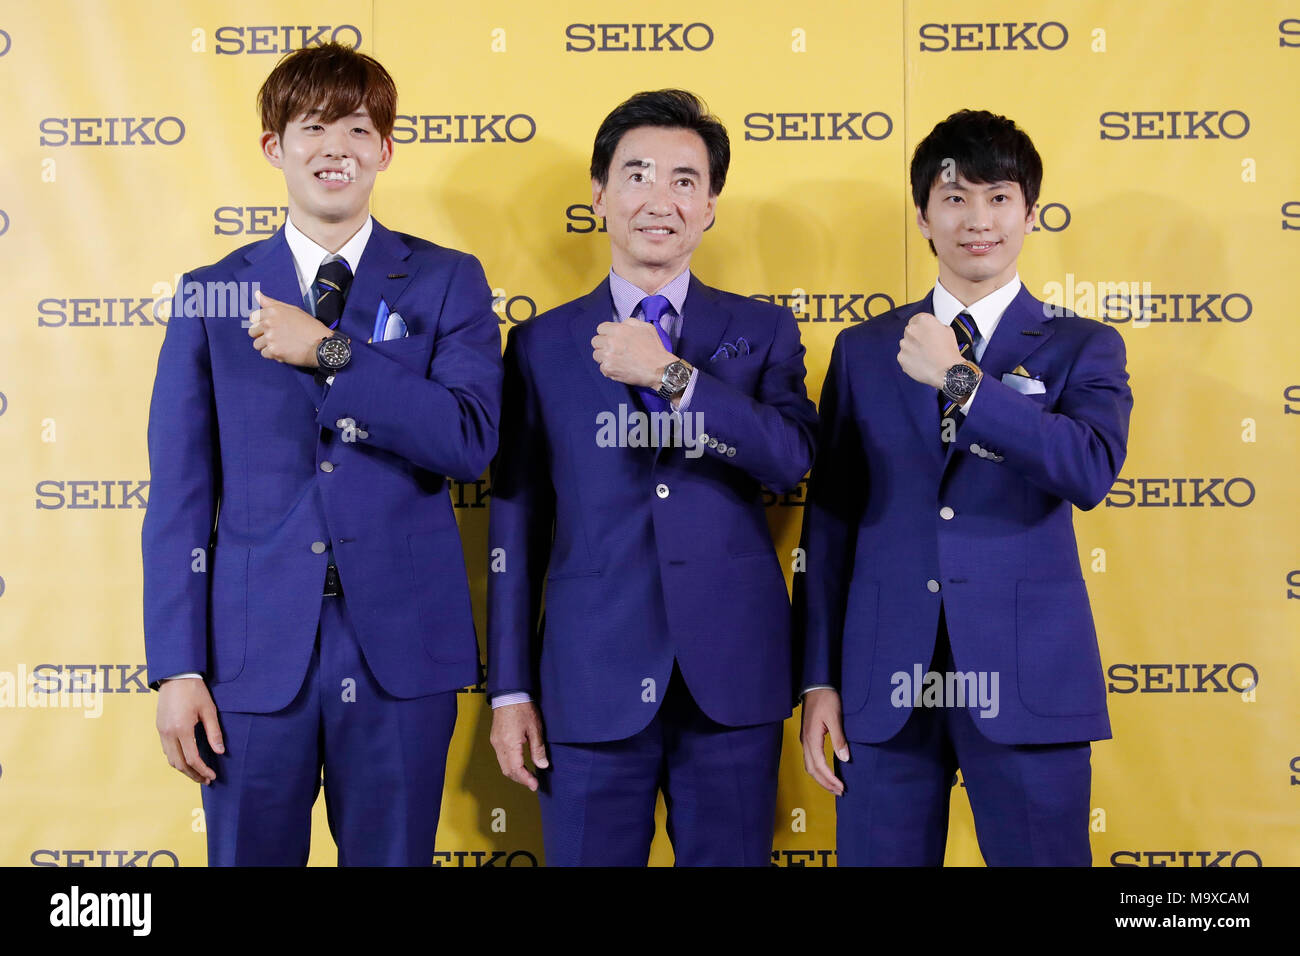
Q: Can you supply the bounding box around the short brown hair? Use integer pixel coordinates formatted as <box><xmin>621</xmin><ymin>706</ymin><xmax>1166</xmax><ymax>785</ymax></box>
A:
<box><xmin>257</xmin><ymin>42</ymin><xmax>397</xmax><ymax>139</ymax></box>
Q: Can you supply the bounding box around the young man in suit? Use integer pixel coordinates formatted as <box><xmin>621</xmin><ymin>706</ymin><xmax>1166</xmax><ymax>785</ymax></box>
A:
<box><xmin>797</xmin><ymin>109</ymin><xmax>1132</xmax><ymax>865</ymax></box>
<box><xmin>143</xmin><ymin>43</ymin><xmax>502</xmax><ymax>865</ymax></box>
<box><xmin>487</xmin><ymin>90</ymin><xmax>817</xmax><ymax>866</ymax></box>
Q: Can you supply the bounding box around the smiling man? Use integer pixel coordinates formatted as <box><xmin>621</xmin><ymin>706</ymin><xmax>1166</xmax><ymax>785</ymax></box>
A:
<box><xmin>796</xmin><ymin>109</ymin><xmax>1133</xmax><ymax>865</ymax></box>
<box><xmin>142</xmin><ymin>43</ymin><xmax>502</xmax><ymax>865</ymax></box>
<box><xmin>487</xmin><ymin>89</ymin><xmax>817</xmax><ymax>866</ymax></box>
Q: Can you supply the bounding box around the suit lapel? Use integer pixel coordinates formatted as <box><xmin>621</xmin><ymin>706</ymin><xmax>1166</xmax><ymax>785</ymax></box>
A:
<box><xmin>891</xmin><ymin>292</ymin><xmax>946</xmax><ymax>466</ymax></box>
<box><xmin>940</xmin><ymin>284</ymin><xmax>1056</xmax><ymax>471</ymax></box>
<box><xmin>674</xmin><ymin>276</ymin><xmax>732</xmax><ymax>370</ymax></box>
<box><xmin>337</xmin><ymin>219</ymin><xmax>415</xmax><ymax>343</ymax></box>
<box><xmin>233</xmin><ymin>230</ymin><xmax>323</xmax><ymax>406</ymax></box>
<box><xmin>570</xmin><ymin>280</ymin><xmax>642</xmax><ymax>414</ymax></box>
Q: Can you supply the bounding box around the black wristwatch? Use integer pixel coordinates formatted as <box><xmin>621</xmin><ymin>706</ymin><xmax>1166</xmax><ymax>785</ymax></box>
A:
<box><xmin>657</xmin><ymin>360</ymin><xmax>693</xmax><ymax>401</ymax></box>
<box><xmin>316</xmin><ymin>333</ymin><xmax>352</xmax><ymax>373</ymax></box>
<box><xmin>941</xmin><ymin>362</ymin><xmax>981</xmax><ymax>404</ymax></box>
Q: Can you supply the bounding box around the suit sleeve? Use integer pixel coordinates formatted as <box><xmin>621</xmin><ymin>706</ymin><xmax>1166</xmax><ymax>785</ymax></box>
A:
<box><xmin>792</xmin><ymin>334</ymin><xmax>865</xmax><ymax>692</ymax></box>
<box><xmin>961</xmin><ymin>323</ymin><xmax>1132</xmax><ymax>510</ymax></box>
<box><xmin>141</xmin><ymin>275</ymin><xmax>218</xmax><ymax>687</ymax></box>
<box><xmin>685</xmin><ymin>307</ymin><xmax>817</xmax><ymax>493</ymax></box>
<box><xmin>486</xmin><ymin>326</ymin><xmax>554</xmax><ymax>699</ymax></box>
<box><xmin>316</xmin><ymin>253</ymin><xmax>503</xmax><ymax>481</ymax></box>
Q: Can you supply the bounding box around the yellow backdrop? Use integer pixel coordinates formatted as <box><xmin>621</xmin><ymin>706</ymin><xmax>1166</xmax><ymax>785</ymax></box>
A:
<box><xmin>1</xmin><ymin>0</ymin><xmax>1296</xmax><ymax>867</ymax></box>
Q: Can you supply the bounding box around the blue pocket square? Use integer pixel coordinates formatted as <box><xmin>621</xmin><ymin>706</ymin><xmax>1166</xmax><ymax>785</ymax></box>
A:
<box><xmin>710</xmin><ymin>337</ymin><xmax>750</xmax><ymax>362</ymax></box>
<box><xmin>371</xmin><ymin>299</ymin><xmax>409</xmax><ymax>342</ymax></box>
<box><xmin>1001</xmin><ymin>372</ymin><xmax>1046</xmax><ymax>395</ymax></box>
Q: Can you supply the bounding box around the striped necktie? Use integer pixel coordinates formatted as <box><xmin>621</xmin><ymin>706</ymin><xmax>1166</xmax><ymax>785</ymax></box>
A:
<box><xmin>638</xmin><ymin>294</ymin><xmax>673</xmax><ymax>413</ymax></box>
<box><xmin>313</xmin><ymin>257</ymin><xmax>353</xmax><ymax>330</ymax></box>
<box><xmin>939</xmin><ymin>310</ymin><xmax>980</xmax><ymax>440</ymax></box>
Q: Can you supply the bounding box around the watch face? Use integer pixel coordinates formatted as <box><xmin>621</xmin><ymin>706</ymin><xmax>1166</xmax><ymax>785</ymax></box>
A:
<box><xmin>944</xmin><ymin>363</ymin><xmax>978</xmax><ymax>399</ymax></box>
<box><xmin>318</xmin><ymin>336</ymin><xmax>350</xmax><ymax>371</ymax></box>
<box><xmin>664</xmin><ymin>361</ymin><xmax>691</xmax><ymax>391</ymax></box>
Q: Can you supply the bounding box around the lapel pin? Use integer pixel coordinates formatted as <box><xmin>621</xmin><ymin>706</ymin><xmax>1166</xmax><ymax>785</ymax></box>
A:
<box><xmin>1021</xmin><ymin>329</ymin><xmax>1044</xmax><ymax>336</ymax></box>
<box><xmin>387</xmin><ymin>273</ymin><xmax>408</xmax><ymax>279</ymax></box>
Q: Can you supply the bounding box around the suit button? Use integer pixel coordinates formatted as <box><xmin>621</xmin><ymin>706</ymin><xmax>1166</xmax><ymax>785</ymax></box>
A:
<box><xmin>655</xmin><ymin>483</ymin><xmax>669</xmax><ymax>499</ymax></box>
<box><xmin>980</xmin><ymin>449</ymin><xmax>991</xmax><ymax>459</ymax></box>
<box><xmin>699</xmin><ymin>432</ymin><xmax>710</xmax><ymax>443</ymax></box>
<box><xmin>726</xmin><ymin>447</ymin><xmax>736</xmax><ymax>458</ymax></box>
<box><xmin>311</xmin><ymin>541</ymin><xmax>327</xmax><ymax>554</ymax></box>
<box><xmin>708</xmin><ymin>437</ymin><xmax>718</xmax><ymax>449</ymax></box>
<box><xmin>969</xmin><ymin>443</ymin><xmax>981</xmax><ymax>454</ymax></box>
<box><xmin>320</xmin><ymin>461</ymin><xmax>334</xmax><ymax>473</ymax></box>
<box><xmin>940</xmin><ymin>506</ymin><xmax>954</xmax><ymax>520</ymax></box>
<box><xmin>926</xmin><ymin>579</ymin><xmax>940</xmax><ymax>593</ymax></box>
<box><xmin>716</xmin><ymin>442</ymin><xmax>728</xmax><ymax>454</ymax></box>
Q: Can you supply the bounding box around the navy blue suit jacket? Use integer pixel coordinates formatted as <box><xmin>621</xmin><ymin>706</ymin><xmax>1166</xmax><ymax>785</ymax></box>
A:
<box><xmin>487</xmin><ymin>277</ymin><xmax>817</xmax><ymax>743</ymax></box>
<box><xmin>142</xmin><ymin>220</ymin><xmax>502</xmax><ymax>712</ymax></box>
<box><xmin>796</xmin><ymin>285</ymin><xmax>1132</xmax><ymax>745</ymax></box>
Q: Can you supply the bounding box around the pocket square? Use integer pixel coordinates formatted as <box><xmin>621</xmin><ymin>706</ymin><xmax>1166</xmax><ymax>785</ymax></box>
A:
<box><xmin>1001</xmin><ymin>371</ymin><xmax>1046</xmax><ymax>395</ymax></box>
<box><xmin>710</xmin><ymin>337</ymin><xmax>750</xmax><ymax>362</ymax></box>
<box><xmin>371</xmin><ymin>298</ymin><xmax>409</xmax><ymax>342</ymax></box>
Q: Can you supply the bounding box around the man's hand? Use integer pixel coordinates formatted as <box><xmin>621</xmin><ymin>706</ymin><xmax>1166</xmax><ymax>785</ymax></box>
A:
<box><xmin>800</xmin><ymin>688</ymin><xmax>849</xmax><ymax>796</ymax></box>
<box><xmin>897</xmin><ymin>312</ymin><xmax>964</xmax><ymax>389</ymax></box>
<box><xmin>592</xmin><ymin>319</ymin><xmax>674</xmax><ymax>389</ymax></box>
<box><xmin>156</xmin><ymin>678</ymin><xmax>224</xmax><ymax>785</ymax></box>
<box><xmin>247</xmin><ymin>290</ymin><xmax>331</xmax><ymax>367</ymax></box>
<box><xmin>489</xmin><ymin>701</ymin><xmax>550</xmax><ymax>792</ymax></box>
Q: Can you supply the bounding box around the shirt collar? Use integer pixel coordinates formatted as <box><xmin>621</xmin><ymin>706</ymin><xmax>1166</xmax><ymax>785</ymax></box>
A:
<box><xmin>608</xmin><ymin>267</ymin><xmax>691</xmax><ymax>321</ymax></box>
<box><xmin>284</xmin><ymin>214</ymin><xmax>373</xmax><ymax>285</ymax></box>
<box><xmin>931</xmin><ymin>274</ymin><xmax>1022</xmax><ymax>341</ymax></box>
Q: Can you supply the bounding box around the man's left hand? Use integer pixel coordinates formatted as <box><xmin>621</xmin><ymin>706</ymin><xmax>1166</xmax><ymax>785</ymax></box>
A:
<box><xmin>592</xmin><ymin>319</ymin><xmax>674</xmax><ymax>389</ymax></box>
<box><xmin>247</xmin><ymin>290</ymin><xmax>332</xmax><ymax>368</ymax></box>
<box><xmin>897</xmin><ymin>312</ymin><xmax>963</xmax><ymax>389</ymax></box>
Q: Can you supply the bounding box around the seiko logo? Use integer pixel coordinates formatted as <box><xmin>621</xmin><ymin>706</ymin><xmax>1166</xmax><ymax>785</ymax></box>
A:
<box><xmin>214</xmin><ymin>205</ymin><xmax>288</xmax><ymax>236</ymax></box>
<box><xmin>566</xmin><ymin>204</ymin><xmax>607</xmax><ymax>233</ymax></box>
<box><xmin>1105</xmin><ymin>477</ymin><xmax>1255</xmax><ymax>508</ymax></box>
<box><xmin>0</xmin><ymin>208</ymin><xmax>8</xmax><ymax>235</ymax></box>
<box><xmin>1096</xmin><ymin>291</ymin><xmax>1251</xmax><ymax>323</ymax></box>
<box><xmin>1107</xmin><ymin>663</ymin><xmax>1259</xmax><ymax>694</ymax></box>
<box><xmin>432</xmin><ymin>850</ymin><xmax>538</xmax><ymax>866</ymax></box>
<box><xmin>1284</xmin><ymin>384</ymin><xmax>1300</xmax><ymax>415</ymax></box>
<box><xmin>450</xmin><ymin>479</ymin><xmax>490</xmax><ymax>509</ymax></box>
<box><xmin>391</xmin><ymin>114</ymin><xmax>535</xmax><ymax>144</ymax></box>
<box><xmin>748</xmin><ymin>292</ymin><xmax>898</xmax><ymax>323</ymax></box>
<box><xmin>39</xmin><ymin>117</ymin><xmax>185</xmax><ymax>147</ymax></box>
<box><xmin>1099</xmin><ymin>110</ymin><xmax>1249</xmax><ymax>140</ymax></box>
<box><xmin>1291</xmin><ymin>756</ymin><xmax>1300</xmax><ymax>784</ymax></box>
<box><xmin>1282</xmin><ymin>201</ymin><xmax>1300</xmax><ymax>230</ymax></box>
<box><xmin>38</xmin><ymin>298</ymin><xmax>165</xmax><ymax>327</ymax></box>
<box><xmin>919</xmin><ymin>21</ymin><xmax>1067</xmax><ymax>52</ymax></box>
<box><xmin>564</xmin><ymin>23</ymin><xmax>714</xmax><ymax>52</ymax></box>
<box><xmin>36</xmin><ymin>481</ymin><xmax>150</xmax><ymax>510</ymax></box>
<box><xmin>33</xmin><ymin>849</ymin><xmax>179</xmax><ymax>867</ymax></box>
<box><xmin>1280</xmin><ymin>18</ymin><xmax>1300</xmax><ymax>46</ymax></box>
<box><xmin>771</xmin><ymin>850</ymin><xmax>836</xmax><ymax>866</ymax></box>
<box><xmin>1110</xmin><ymin>850</ymin><xmax>1261</xmax><ymax>867</ymax></box>
<box><xmin>760</xmin><ymin>479</ymin><xmax>807</xmax><ymax>508</ymax></box>
<box><xmin>744</xmin><ymin>112</ymin><xmax>893</xmax><ymax>142</ymax></box>
<box><xmin>0</xmin><ymin>30</ymin><xmax>10</xmax><ymax>56</ymax></box>
<box><xmin>1288</xmin><ymin>570</ymin><xmax>1300</xmax><ymax>600</ymax></box>
<box><xmin>213</xmin><ymin>24</ymin><xmax>362</xmax><ymax>55</ymax></box>
<box><xmin>27</xmin><ymin>664</ymin><xmax>149</xmax><ymax>694</ymax></box>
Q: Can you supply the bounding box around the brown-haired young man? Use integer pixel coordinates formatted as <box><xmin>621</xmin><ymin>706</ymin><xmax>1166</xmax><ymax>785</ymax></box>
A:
<box><xmin>143</xmin><ymin>43</ymin><xmax>502</xmax><ymax>865</ymax></box>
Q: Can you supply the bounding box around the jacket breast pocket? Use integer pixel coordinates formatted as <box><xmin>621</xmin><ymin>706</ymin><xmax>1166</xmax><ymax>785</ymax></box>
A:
<box><xmin>1015</xmin><ymin>578</ymin><xmax>1106</xmax><ymax>717</ymax></box>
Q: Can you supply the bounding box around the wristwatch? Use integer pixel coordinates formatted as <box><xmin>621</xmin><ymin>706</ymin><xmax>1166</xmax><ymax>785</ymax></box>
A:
<box><xmin>941</xmin><ymin>361</ymin><xmax>981</xmax><ymax>404</ymax></box>
<box><xmin>656</xmin><ymin>360</ymin><xmax>693</xmax><ymax>401</ymax></box>
<box><xmin>316</xmin><ymin>333</ymin><xmax>352</xmax><ymax>373</ymax></box>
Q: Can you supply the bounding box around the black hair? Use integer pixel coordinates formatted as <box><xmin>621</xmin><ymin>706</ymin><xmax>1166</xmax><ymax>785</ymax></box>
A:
<box><xmin>590</xmin><ymin>89</ymin><xmax>730</xmax><ymax>196</ymax></box>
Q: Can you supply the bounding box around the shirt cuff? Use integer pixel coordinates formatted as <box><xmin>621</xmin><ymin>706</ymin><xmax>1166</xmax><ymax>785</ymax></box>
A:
<box><xmin>490</xmin><ymin>691</ymin><xmax>533</xmax><ymax>709</ymax></box>
<box><xmin>161</xmin><ymin>672</ymin><xmax>204</xmax><ymax>682</ymax></box>
<box><xmin>800</xmin><ymin>685</ymin><xmax>836</xmax><ymax>698</ymax></box>
<box><xmin>958</xmin><ymin>378</ymin><xmax>981</xmax><ymax>414</ymax></box>
<box><xmin>672</xmin><ymin>367</ymin><xmax>701</xmax><ymax>414</ymax></box>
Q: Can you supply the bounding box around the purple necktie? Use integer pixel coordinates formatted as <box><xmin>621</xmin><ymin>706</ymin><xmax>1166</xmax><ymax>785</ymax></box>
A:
<box><xmin>638</xmin><ymin>295</ymin><xmax>674</xmax><ymax>412</ymax></box>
